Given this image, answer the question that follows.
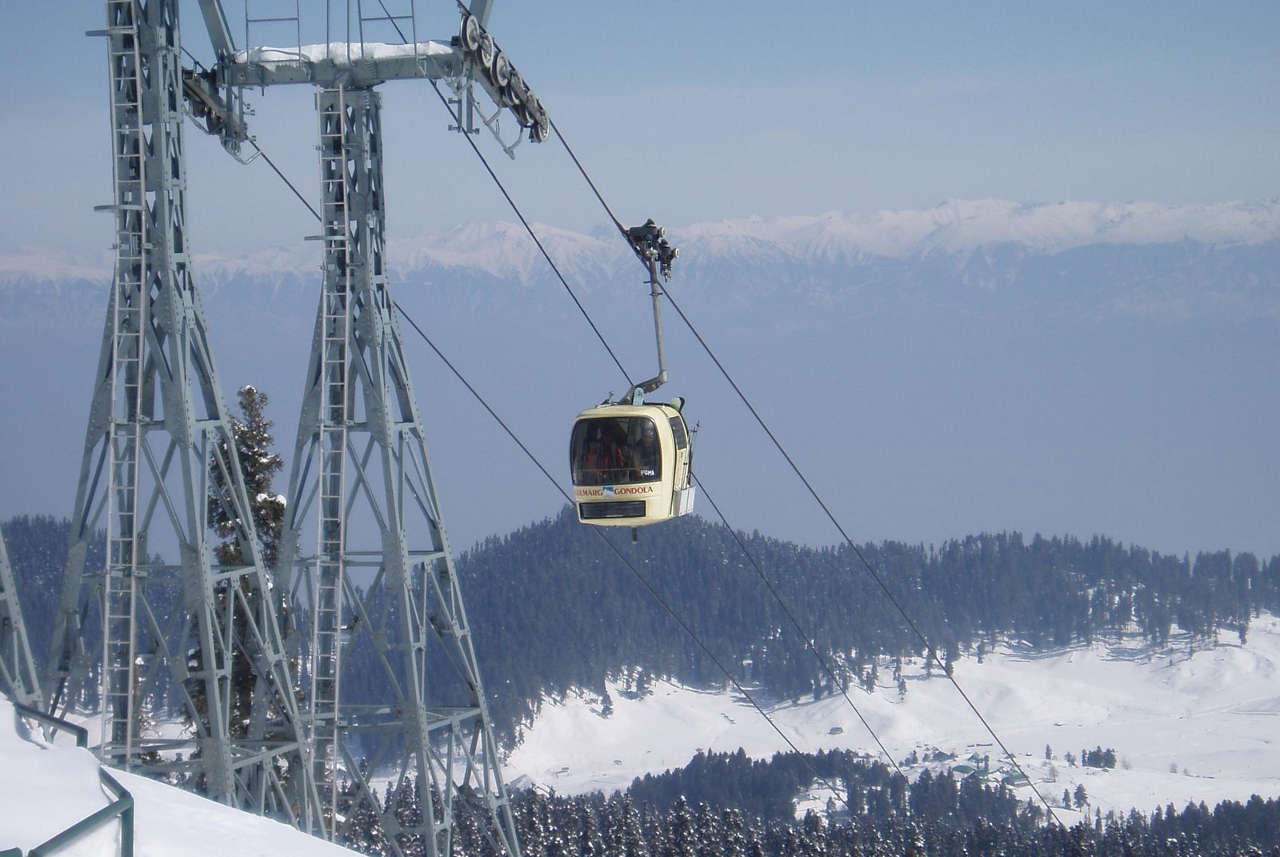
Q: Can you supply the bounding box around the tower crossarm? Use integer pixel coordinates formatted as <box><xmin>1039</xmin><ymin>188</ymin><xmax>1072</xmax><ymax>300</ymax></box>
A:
<box><xmin>225</xmin><ymin>41</ymin><xmax>462</xmax><ymax>88</ymax></box>
<box><xmin>210</xmin><ymin>2</ymin><xmax>548</xmax><ymax>148</ymax></box>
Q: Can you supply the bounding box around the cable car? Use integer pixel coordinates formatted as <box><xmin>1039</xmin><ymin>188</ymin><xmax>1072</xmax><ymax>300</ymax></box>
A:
<box><xmin>570</xmin><ymin>397</ymin><xmax>695</xmax><ymax>526</ymax></box>
<box><xmin>570</xmin><ymin>218</ymin><xmax>696</xmax><ymax>527</ymax></box>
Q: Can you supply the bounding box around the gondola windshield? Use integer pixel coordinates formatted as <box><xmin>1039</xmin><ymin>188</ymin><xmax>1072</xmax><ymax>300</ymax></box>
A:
<box><xmin>570</xmin><ymin>416</ymin><xmax>661</xmax><ymax>486</ymax></box>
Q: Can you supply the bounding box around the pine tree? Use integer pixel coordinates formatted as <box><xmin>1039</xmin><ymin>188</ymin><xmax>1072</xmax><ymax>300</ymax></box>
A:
<box><xmin>210</xmin><ymin>385</ymin><xmax>286</xmax><ymax>567</ymax></box>
<box><xmin>665</xmin><ymin>796</ymin><xmax>698</xmax><ymax>857</ymax></box>
<box><xmin>198</xmin><ymin>385</ymin><xmax>287</xmax><ymax>740</ymax></box>
<box><xmin>342</xmin><ymin>758</ymin><xmax>388</xmax><ymax>855</ymax></box>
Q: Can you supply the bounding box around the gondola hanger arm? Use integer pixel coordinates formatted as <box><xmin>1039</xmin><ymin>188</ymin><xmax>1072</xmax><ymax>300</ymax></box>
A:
<box><xmin>623</xmin><ymin>219</ymin><xmax>679</xmax><ymax>404</ymax></box>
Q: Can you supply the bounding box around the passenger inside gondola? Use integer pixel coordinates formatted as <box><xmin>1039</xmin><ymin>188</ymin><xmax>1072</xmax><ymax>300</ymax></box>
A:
<box><xmin>571</xmin><ymin>418</ymin><xmax>661</xmax><ymax>486</ymax></box>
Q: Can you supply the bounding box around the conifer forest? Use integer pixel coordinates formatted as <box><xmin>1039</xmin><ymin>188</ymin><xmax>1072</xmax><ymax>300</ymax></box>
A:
<box><xmin>7</xmin><ymin>507</ymin><xmax>1280</xmax><ymax>854</ymax></box>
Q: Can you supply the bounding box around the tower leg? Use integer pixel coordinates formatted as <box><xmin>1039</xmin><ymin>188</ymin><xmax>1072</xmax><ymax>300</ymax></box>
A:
<box><xmin>0</xmin><ymin>524</ymin><xmax>42</xmax><ymax>710</ymax></box>
<box><xmin>44</xmin><ymin>0</ymin><xmax>321</xmax><ymax>823</ymax></box>
<box><xmin>276</xmin><ymin>85</ymin><xmax>521</xmax><ymax>857</ymax></box>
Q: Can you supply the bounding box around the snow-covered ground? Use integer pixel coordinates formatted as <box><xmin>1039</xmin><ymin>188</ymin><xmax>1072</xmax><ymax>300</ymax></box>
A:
<box><xmin>504</xmin><ymin>615</ymin><xmax>1280</xmax><ymax>821</ymax></box>
<box><xmin>0</xmin><ymin>698</ymin><xmax>359</xmax><ymax>857</ymax></box>
<box><xmin>7</xmin><ymin>616</ymin><xmax>1279</xmax><ymax>851</ymax></box>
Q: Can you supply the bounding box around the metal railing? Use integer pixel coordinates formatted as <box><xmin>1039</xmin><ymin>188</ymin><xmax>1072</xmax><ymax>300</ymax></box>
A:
<box><xmin>14</xmin><ymin>701</ymin><xmax>87</xmax><ymax>747</ymax></box>
<box><xmin>9</xmin><ymin>701</ymin><xmax>134</xmax><ymax>857</ymax></box>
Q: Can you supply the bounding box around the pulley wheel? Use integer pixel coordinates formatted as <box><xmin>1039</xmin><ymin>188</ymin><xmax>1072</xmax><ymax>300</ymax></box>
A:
<box><xmin>478</xmin><ymin>33</ymin><xmax>495</xmax><ymax>69</ymax></box>
<box><xmin>492</xmin><ymin>52</ymin><xmax>512</xmax><ymax>88</ymax></box>
<box><xmin>513</xmin><ymin>96</ymin><xmax>532</xmax><ymax>127</ymax></box>
<box><xmin>504</xmin><ymin>70</ymin><xmax>526</xmax><ymax>108</ymax></box>
<box><xmin>529</xmin><ymin>96</ymin><xmax>547</xmax><ymax>126</ymax></box>
<box><xmin>461</xmin><ymin>14</ymin><xmax>481</xmax><ymax>53</ymax></box>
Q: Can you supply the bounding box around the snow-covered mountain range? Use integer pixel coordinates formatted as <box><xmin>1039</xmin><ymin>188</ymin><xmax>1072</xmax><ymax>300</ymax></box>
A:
<box><xmin>6</xmin><ymin>199</ymin><xmax>1278</xmax><ymax>331</ymax></box>
<box><xmin>3</xmin><ymin>199</ymin><xmax>1279</xmax><ymax>556</ymax></box>
<box><xmin>7</xmin><ymin>197</ymin><xmax>1280</xmax><ymax>286</ymax></box>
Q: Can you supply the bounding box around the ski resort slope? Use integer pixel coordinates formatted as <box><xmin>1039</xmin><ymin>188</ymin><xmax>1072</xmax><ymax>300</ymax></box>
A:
<box><xmin>0</xmin><ymin>698</ymin><xmax>359</xmax><ymax>857</ymax></box>
<box><xmin>504</xmin><ymin>615</ymin><xmax>1280</xmax><ymax>819</ymax></box>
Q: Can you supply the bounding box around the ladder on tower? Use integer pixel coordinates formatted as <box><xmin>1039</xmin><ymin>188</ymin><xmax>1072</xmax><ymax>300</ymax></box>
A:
<box><xmin>312</xmin><ymin>86</ymin><xmax>353</xmax><ymax>822</ymax></box>
<box><xmin>102</xmin><ymin>0</ymin><xmax>149</xmax><ymax>763</ymax></box>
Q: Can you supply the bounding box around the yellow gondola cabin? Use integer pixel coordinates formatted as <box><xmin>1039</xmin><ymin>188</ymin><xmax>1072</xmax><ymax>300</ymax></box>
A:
<box><xmin>570</xmin><ymin>400</ymin><xmax>695</xmax><ymax>526</ymax></box>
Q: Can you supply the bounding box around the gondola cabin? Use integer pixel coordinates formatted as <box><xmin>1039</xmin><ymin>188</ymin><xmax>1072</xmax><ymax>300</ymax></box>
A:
<box><xmin>570</xmin><ymin>401</ymin><xmax>695</xmax><ymax>526</ymax></box>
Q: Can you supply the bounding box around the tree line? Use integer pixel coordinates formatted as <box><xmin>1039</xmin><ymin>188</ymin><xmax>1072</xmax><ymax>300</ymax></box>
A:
<box><xmin>449</xmin><ymin>508</ymin><xmax>1277</xmax><ymax>740</ymax></box>
<box><xmin>328</xmin><ymin>747</ymin><xmax>1280</xmax><ymax>857</ymax></box>
<box><xmin>6</xmin><ymin>505</ymin><xmax>1279</xmax><ymax>741</ymax></box>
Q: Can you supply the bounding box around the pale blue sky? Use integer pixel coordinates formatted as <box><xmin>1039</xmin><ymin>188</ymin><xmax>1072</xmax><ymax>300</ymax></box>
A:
<box><xmin>1</xmin><ymin>1</ymin><xmax>1277</xmax><ymax>255</ymax></box>
<box><xmin>2</xmin><ymin>2</ymin><xmax>1279</xmax><ymax>558</ymax></box>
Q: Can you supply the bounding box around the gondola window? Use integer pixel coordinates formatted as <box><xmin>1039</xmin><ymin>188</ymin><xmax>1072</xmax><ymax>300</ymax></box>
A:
<box><xmin>570</xmin><ymin>417</ymin><xmax>662</xmax><ymax>486</ymax></box>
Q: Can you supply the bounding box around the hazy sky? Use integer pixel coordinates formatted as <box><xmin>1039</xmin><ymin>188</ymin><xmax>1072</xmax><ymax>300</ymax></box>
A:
<box><xmin>2</xmin><ymin>2</ymin><xmax>1279</xmax><ymax>560</ymax></box>
<box><xmin>2</xmin><ymin>1</ymin><xmax>1278</xmax><ymax>255</ymax></box>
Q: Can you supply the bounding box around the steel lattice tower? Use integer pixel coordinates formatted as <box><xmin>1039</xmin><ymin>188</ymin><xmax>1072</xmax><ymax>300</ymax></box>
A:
<box><xmin>202</xmin><ymin>1</ymin><xmax>543</xmax><ymax>851</ymax></box>
<box><xmin>0</xmin><ymin>524</ymin><xmax>41</xmax><ymax>710</ymax></box>
<box><xmin>271</xmin><ymin>82</ymin><xmax>521</xmax><ymax>857</ymax></box>
<box><xmin>44</xmin><ymin>0</ymin><xmax>321</xmax><ymax>822</ymax></box>
<box><xmin>43</xmin><ymin>0</ymin><xmax>543</xmax><ymax>848</ymax></box>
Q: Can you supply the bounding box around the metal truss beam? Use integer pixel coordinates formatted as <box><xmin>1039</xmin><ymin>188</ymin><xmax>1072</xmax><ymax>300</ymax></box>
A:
<box><xmin>226</xmin><ymin>42</ymin><xmax>462</xmax><ymax>88</ymax></box>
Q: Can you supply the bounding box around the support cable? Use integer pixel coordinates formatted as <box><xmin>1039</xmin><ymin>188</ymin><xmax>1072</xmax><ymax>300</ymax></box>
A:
<box><xmin>235</xmin><ymin>126</ymin><xmax>871</xmax><ymax>800</ymax></box>
<box><xmin>409</xmin><ymin>89</ymin><xmax>907</xmax><ymax>779</ymax></box>
<box><xmin>549</xmin><ymin>119</ymin><xmax>627</xmax><ymax>239</ymax></box>
<box><xmin>369</xmin><ymin>3</ymin><xmax>634</xmax><ymax>386</ymax></box>
<box><xmin>542</xmin><ymin>111</ymin><xmax>1065</xmax><ymax>828</ymax></box>
<box><xmin>247</xmin><ymin>139</ymin><xmax>322</xmax><ymax>222</ymax></box>
<box><xmin>691</xmin><ymin>473</ymin><xmax>902</xmax><ymax>777</ymax></box>
<box><xmin>424</xmin><ymin>79</ymin><xmax>633</xmax><ymax>389</ymax></box>
<box><xmin>235</xmin><ymin>96</ymin><xmax>1048</xmax><ymax>823</ymax></box>
<box><xmin>660</xmin><ymin>282</ymin><xmax>1064</xmax><ymax>827</ymax></box>
<box><xmin>393</xmin><ymin>300</ymin><xmax>875</xmax><ymax>809</ymax></box>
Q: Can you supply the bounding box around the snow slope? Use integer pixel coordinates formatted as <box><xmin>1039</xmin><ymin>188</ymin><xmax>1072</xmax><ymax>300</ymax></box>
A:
<box><xmin>5</xmin><ymin>618</ymin><xmax>1279</xmax><ymax>851</ymax></box>
<box><xmin>504</xmin><ymin>615</ymin><xmax>1280</xmax><ymax>821</ymax></box>
<box><xmin>0</xmin><ymin>698</ymin><xmax>359</xmax><ymax>857</ymax></box>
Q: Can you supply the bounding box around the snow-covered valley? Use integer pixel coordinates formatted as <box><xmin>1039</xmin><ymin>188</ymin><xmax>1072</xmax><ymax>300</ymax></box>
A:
<box><xmin>504</xmin><ymin>615</ymin><xmax>1280</xmax><ymax>822</ymax></box>
<box><xmin>6</xmin><ymin>617</ymin><xmax>1280</xmax><ymax>851</ymax></box>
